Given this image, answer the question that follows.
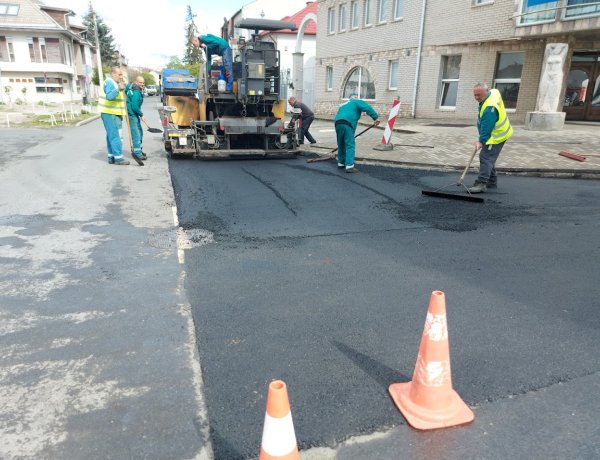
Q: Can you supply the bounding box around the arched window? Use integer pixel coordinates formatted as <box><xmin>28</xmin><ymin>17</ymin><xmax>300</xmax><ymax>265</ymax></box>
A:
<box><xmin>342</xmin><ymin>67</ymin><xmax>376</xmax><ymax>100</ymax></box>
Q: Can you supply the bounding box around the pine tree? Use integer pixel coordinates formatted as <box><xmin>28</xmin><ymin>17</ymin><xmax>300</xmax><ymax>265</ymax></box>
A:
<box><xmin>82</xmin><ymin>2</ymin><xmax>118</xmax><ymax>67</ymax></box>
<box><xmin>183</xmin><ymin>5</ymin><xmax>203</xmax><ymax>65</ymax></box>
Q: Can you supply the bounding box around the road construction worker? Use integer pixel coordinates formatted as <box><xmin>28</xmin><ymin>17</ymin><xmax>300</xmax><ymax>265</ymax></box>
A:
<box><xmin>192</xmin><ymin>34</ymin><xmax>233</xmax><ymax>91</ymax></box>
<box><xmin>288</xmin><ymin>96</ymin><xmax>317</xmax><ymax>145</ymax></box>
<box><xmin>334</xmin><ymin>95</ymin><xmax>379</xmax><ymax>173</ymax></box>
<box><xmin>469</xmin><ymin>83</ymin><xmax>513</xmax><ymax>193</ymax></box>
<box><xmin>126</xmin><ymin>75</ymin><xmax>148</xmax><ymax>161</ymax></box>
<box><xmin>99</xmin><ymin>67</ymin><xmax>129</xmax><ymax>165</ymax></box>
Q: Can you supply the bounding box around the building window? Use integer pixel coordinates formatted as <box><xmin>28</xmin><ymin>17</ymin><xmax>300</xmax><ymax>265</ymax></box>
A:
<box><xmin>40</xmin><ymin>38</ymin><xmax>47</xmax><ymax>63</ymax></box>
<box><xmin>475</xmin><ymin>0</ymin><xmax>494</xmax><ymax>4</ymax></box>
<box><xmin>564</xmin><ymin>0</ymin><xmax>600</xmax><ymax>19</ymax></box>
<box><xmin>28</xmin><ymin>40</ymin><xmax>35</xmax><ymax>62</ymax></box>
<box><xmin>378</xmin><ymin>0</ymin><xmax>389</xmax><ymax>22</ymax></box>
<box><xmin>388</xmin><ymin>60</ymin><xmax>399</xmax><ymax>89</ymax></box>
<box><xmin>393</xmin><ymin>0</ymin><xmax>404</xmax><ymax>19</ymax></box>
<box><xmin>0</xmin><ymin>3</ymin><xmax>19</xmax><ymax>15</ymax></box>
<box><xmin>326</xmin><ymin>66</ymin><xmax>333</xmax><ymax>91</ymax></box>
<box><xmin>519</xmin><ymin>0</ymin><xmax>558</xmax><ymax>25</ymax></box>
<box><xmin>343</xmin><ymin>66</ymin><xmax>376</xmax><ymax>100</ymax></box>
<box><xmin>328</xmin><ymin>8</ymin><xmax>336</xmax><ymax>33</ymax></box>
<box><xmin>364</xmin><ymin>0</ymin><xmax>372</xmax><ymax>26</ymax></box>
<box><xmin>351</xmin><ymin>1</ymin><xmax>359</xmax><ymax>28</ymax></box>
<box><xmin>493</xmin><ymin>52</ymin><xmax>524</xmax><ymax>110</ymax></box>
<box><xmin>439</xmin><ymin>55</ymin><xmax>461</xmax><ymax>108</ymax></box>
<box><xmin>7</xmin><ymin>40</ymin><xmax>15</xmax><ymax>62</ymax></box>
<box><xmin>339</xmin><ymin>4</ymin><xmax>347</xmax><ymax>31</ymax></box>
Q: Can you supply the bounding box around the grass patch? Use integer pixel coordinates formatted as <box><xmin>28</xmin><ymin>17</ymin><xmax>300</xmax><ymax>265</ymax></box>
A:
<box><xmin>15</xmin><ymin>112</ymin><xmax>98</xmax><ymax>128</ymax></box>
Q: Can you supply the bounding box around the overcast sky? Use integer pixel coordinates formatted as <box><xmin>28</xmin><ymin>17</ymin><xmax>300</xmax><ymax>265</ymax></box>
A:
<box><xmin>46</xmin><ymin>0</ymin><xmax>253</xmax><ymax>69</ymax></box>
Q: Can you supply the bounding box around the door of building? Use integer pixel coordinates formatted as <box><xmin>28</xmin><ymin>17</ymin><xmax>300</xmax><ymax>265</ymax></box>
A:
<box><xmin>564</xmin><ymin>52</ymin><xmax>600</xmax><ymax>121</ymax></box>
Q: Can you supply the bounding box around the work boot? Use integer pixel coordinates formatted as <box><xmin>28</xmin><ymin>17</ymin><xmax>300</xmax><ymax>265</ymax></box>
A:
<box><xmin>114</xmin><ymin>158</ymin><xmax>130</xmax><ymax>166</ymax></box>
<box><xmin>468</xmin><ymin>181</ymin><xmax>487</xmax><ymax>193</ymax></box>
<box><xmin>345</xmin><ymin>167</ymin><xmax>359</xmax><ymax>174</ymax></box>
<box><xmin>108</xmin><ymin>156</ymin><xmax>115</xmax><ymax>164</ymax></box>
<box><xmin>137</xmin><ymin>154</ymin><xmax>147</xmax><ymax>160</ymax></box>
<box><xmin>487</xmin><ymin>182</ymin><xmax>497</xmax><ymax>189</ymax></box>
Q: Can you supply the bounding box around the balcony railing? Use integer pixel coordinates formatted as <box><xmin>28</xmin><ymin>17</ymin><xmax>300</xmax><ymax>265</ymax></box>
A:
<box><xmin>514</xmin><ymin>0</ymin><xmax>600</xmax><ymax>25</ymax></box>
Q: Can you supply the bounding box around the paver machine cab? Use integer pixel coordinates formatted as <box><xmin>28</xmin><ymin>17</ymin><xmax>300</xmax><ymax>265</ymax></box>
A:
<box><xmin>159</xmin><ymin>18</ymin><xmax>301</xmax><ymax>159</ymax></box>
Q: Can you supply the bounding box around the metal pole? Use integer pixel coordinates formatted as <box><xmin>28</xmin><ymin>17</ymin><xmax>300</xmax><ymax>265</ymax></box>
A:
<box><xmin>0</xmin><ymin>65</ymin><xmax>3</xmax><ymax>103</ymax></box>
<box><xmin>93</xmin><ymin>12</ymin><xmax>103</xmax><ymax>87</ymax></box>
<box><xmin>411</xmin><ymin>0</ymin><xmax>427</xmax><ymax>118</ymax></box>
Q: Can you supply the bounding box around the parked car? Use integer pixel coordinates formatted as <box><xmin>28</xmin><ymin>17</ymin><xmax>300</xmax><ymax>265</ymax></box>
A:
<box><xmin>146</xmin><ymin>85</ymin><xmax>157</xmax><ymax>96</ymax></box>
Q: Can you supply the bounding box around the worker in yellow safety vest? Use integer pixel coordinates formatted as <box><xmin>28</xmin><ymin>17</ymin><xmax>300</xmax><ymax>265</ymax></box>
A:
<box><xmin>99</xmin><ymin>67</ymin><xmax>129</xmax><ymax>165</ymax></box>
<box><xmin>469</xmin><ymin>83</ymin><xmax>513</xmax><ymax>193</ymax></box>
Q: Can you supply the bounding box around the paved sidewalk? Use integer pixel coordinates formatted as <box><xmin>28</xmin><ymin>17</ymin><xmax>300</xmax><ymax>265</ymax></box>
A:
<box><xmin>306</xmin><ymin>118</ymin><xmax>600</xmax><ymax>178</ymax></box>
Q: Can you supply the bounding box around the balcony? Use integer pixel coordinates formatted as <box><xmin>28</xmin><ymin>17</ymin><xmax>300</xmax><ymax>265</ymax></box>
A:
<box><xmin>514</xmin><ymin>0</ymin><xmax>600</xmax><ymax>37</ymax></box>
<box><xmin>0</xmin><ymin>61</ymin><xmax>75</xmax><ymax>75</ymax></box>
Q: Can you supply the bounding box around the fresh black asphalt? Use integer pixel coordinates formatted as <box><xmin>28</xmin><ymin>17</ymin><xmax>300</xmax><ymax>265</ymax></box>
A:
<box><xmin>169</xmin><ymin>157</ymin><xmax>600</xmax><ymax>459</ymax></box>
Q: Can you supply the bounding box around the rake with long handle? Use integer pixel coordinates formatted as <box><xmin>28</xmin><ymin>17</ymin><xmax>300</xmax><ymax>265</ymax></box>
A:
<box><xmin>421</xmin><ymin>146</ymin><xmax>484</xmax><ymax>203</ymax></box>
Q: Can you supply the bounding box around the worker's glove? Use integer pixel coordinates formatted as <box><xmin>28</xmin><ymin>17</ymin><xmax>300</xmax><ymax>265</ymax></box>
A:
<box><xmin>374</xmin><ymin>120</ymin><xmax>380</xmax><ymax>126</ymax></box>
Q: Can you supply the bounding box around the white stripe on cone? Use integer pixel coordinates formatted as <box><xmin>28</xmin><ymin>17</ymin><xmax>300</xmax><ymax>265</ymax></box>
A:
<box><xmin>261</xmin><ymin>412</ymin><xmax>297</xmax><ymax>457</ymax></box>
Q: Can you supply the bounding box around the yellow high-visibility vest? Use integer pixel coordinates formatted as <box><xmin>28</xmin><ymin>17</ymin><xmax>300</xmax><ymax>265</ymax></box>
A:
<box><xmin>99</xmin><ymin>78</ymin><xmax>126</xmax><ymax>116</ymax></box>
<box><xmin>479</xmin><ymin>88</ymin><xmax>513</xmax><ymax>145</ymax></box>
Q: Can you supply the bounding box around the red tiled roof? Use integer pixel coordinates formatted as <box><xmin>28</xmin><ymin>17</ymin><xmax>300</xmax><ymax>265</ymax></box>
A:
<box><xmin>261</xmin><ymin>2</ymin><xmax>317</xmax><ymax>36</ymax></box>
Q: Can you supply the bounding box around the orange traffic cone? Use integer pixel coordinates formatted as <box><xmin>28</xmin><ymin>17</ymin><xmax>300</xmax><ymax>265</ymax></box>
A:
<box><xmin>259</xmin><ymin>380</ymin><xmax>300</xmax><ymax>460</ymax></box>
<box><xmin>389</xmin><ymin>290</ymin><xmax>474</xmax><ymax>430</ymax></box>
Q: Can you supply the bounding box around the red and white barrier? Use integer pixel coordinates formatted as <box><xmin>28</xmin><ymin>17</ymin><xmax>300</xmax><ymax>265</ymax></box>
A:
<box><xmin>381</xmin><ymin>99</ymin><xmax>401</xmax><ymax>145</ymax></box>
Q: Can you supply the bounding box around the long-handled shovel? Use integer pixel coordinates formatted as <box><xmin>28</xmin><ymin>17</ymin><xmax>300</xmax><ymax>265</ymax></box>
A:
<box><xmin>421</xmin><ymin>146</ymin><xmax>484</xmax><ymax>203</ymax></box>
<box><xmin>141</xmin><ymin>118</ymin><xmax>162</xmax><ymax>133</ymax></box>
<box><xmin>307</xmin><ymin>123</ymin><xmax>377</xmax><ymax>163</ymax></box>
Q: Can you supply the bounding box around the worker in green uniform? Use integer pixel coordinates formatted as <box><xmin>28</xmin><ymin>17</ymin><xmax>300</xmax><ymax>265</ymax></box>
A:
<box><xmin>334</xmin><ymin>95</ymin><xmax>379</xmax><ymax>173</ymax></box>
<box><xmin>125</xmin><ymin>75</ymin><xmax>148</xmax><ymax>161</ymax></box>
<box><xmin>192</xmin><ymin>34</ymin><xmax>233</xmax><ymax>91</ymax></box>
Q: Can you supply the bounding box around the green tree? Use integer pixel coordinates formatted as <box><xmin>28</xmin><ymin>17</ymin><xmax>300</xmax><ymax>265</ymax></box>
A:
<box><xmin>183</xmin><ymin>5</ymin><xmax>203</xmax><ymax>66</ymax></box>
<box><xmin>140</xmin><ymin>72</ymin><xmax>156</xmax><ymax>86</ymax></box>
<box><xmin>83</xmin><ymin>3</ymin><xmax>118</xmax><ymax>67</ymax></box>
<box><xmin>92</xmin><ymin>66</ymin><xmax>111</xmax><ymax>86</ymax></box>
<box><xmin>165</xmin><ymin>56</ymin><xmax>185</xmax><ymax>69</ymax></box>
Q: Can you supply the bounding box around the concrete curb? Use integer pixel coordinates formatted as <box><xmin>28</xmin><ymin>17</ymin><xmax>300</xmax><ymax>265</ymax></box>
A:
<box><xmin>356</xmin><ymin>157</ymin><xmax>600</xmax><ymax>179</ymax></box>
<box><xmin>76</xmin><ymin>114</ymin><xmax>100</xmax><ymax>127</ymax></box>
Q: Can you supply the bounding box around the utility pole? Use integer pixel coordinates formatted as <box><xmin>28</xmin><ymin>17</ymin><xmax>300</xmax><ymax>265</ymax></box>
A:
<box><xmin>93</xmin><ymin>10</ymin><xmax>103</xmax><ymax>86</ymax></box>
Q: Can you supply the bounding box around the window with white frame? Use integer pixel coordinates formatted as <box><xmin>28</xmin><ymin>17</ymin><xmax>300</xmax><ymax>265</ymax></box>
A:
<box><xmin>328</xmin><ymin>7</ymin><xmax>336</xmax><ymax>33</ymax></box>
<box><xmin>343</xmin><ymin>66</ymin><xmax>376</xmax><ymax>99</ymax></box>
<box><xmin>39</xmin><ymin>38</ymin><xmax>47</xmax><ymax>63</ymax></box>
<box><xmin>475</xmin><ymin>0</ymin><xmax>494</xmax><ymax>4</ymax></box>
<box><xmin>493</xmin><ymin>52</ymin><xmax>524</xmax><ymax>110</ymax></box>
<box><xmin>388</xmin><ymin>60</ymin><xmax>399</xmax><ymax>89</ymax></box>
<box><xmin>364</xmin><ymin>0</ymin><xmax>372</xmax><ymax>26</ymax></box>
<box><xmin>7</xmin><ymin>38</ymin><xmax>15</xmax><ymax>62</ymax></box>
<box><xmin>439</xmin><ymin>55</ymin><xmax>461</xmax><ymax>108</ymax></box>
<box><xmin>393</xmin><ymin>0</ymin><xmax>404</xmax><ymax>19</ymax></box>
<box><xmin>326</xmin><ymin>66</ymin><xmax>333</xmax><ymax>91</ymax></box>
<box><xmin>519</xmin><ymin>0</ymin><xmax>558</xmax><ymax>25</ymax></box>
<box><xmin>0</xmin><ymin>3</ymin><xmax>19</xmax><ymax>15</ymax></box>
<box><xmin>565</xmin><ymin>0</ymin><xmax>600</xmax><ymax>19</ymax></box>
<box><xmin>339</xmin><ymin>4</ymin><xmax>348</xmax><ymax>31</ymax></box>
<box><xmin>378</xmin><ymin>0</ymin><xmax>389</xmax><ymax>22</ymax></box>
<box><xmin>28</xmin><ymin>38</ymin><xmax>35</xmax><ymax>62</ymax></box>
<box><xmin>351</xmin><ymin>1</ymin><xmax>359</xmax><ymax>28</ymax></box>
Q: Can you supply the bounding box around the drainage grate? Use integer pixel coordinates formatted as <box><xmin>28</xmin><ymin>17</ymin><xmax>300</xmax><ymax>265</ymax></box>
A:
<box><xmin>148</xmin><ymin>228</ymin><xmax>214</xmax><ymax>249</ymax></box>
